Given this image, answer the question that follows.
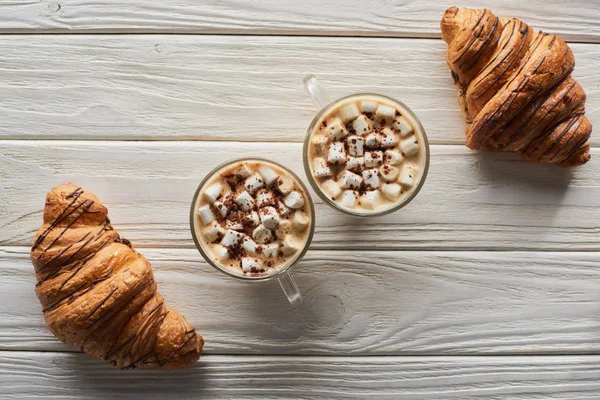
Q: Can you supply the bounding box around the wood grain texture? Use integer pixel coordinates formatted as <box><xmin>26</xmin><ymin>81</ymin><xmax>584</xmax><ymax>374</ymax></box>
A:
<box><xmin>2</xmin><ymin>353</ymin><xmax>600</xmax><ymax>399</ymax></box>
<box><xmin>0</xmin><ymin>0</ymin><xmax>599</xmax><ymax>41</ymax></box>
<box><xmin>2</xmin><ymin>141</ymin><xmax>600</xmax><ymax>250</ymax></box>
<box><xmin>0</xmin><ymin>35</ymin><xmax>597</xmax><ymax>144</ymax></box>
<box><xmin>3</xmin><ymin>246</ymin><xmax>600</xmax><ymax>354</ymax></box>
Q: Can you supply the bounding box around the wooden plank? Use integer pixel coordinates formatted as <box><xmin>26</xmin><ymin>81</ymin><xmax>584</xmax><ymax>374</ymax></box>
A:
<box><xmin>2</xmin><ymin>141</ymin><xmax>600</xmax><ymax>250</ymax></box>
<box><xmin>0</xmin><ymin>0</ymin><xmax>599</xmax><ymax>42</ymax></box>
<box><xmin>0</xmin><ymin>35</ymin><xmax>598</xmax><ymax>144</ymax></box>
<box><xmin>1</xmin><ymin>352</ymin><xmax>600</xmax><ymax>399</ymax></box>
<box><xmin>3</xmin><ymin>247</ymin><xmax>600</xmax><ymax>354</ymax></box>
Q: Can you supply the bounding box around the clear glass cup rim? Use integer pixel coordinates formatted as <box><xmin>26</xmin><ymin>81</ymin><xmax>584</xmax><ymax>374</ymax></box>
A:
<box><xmin>303</xmin><ymin>92</ymin><xmax>431</xmax><ymax>218</ymax></box>
<box><xmin>189</xmin><ymin>157</ymin><xmax>316</xmax><ymax>282</ymax></box>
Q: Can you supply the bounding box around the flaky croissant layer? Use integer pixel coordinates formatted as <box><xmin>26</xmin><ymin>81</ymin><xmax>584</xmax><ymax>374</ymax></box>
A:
<box><xmin>31</xmin><ymin>183</ymin><xmax>203</xmax><ymax>369</ymax></box>
<box><xmin>441</xmin><ymin>7</ymin><xmax>592</xmax><ymax>167</ymax></box>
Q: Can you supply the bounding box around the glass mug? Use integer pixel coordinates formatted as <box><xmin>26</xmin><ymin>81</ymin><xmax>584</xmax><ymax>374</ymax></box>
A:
<box><xmin>302</xmin><ymin>75</ymin><xmax>430</xmax><ymax>217</ymax></box>
<box><xmin>189</xmin><ymin>158</ymin><xmax>316</xmax><ymax>306</ymax></box>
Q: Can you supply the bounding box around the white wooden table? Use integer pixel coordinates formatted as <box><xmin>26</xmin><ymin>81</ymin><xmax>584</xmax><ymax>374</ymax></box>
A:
<box><xmin>1</xmin><ymin>1</ymin><xmax>600</xmax><ymax>398</ymax></box>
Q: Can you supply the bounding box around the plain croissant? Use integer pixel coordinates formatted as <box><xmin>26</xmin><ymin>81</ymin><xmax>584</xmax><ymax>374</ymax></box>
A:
<box><xmin>441</xmin><ymin>7</ymin><xmax>592</xmax><ymax>167</ymax></box>
<box><xmin>31</xmin><ymin>184</ymin><xmax>203</xmax><ymax>369</ymax></box>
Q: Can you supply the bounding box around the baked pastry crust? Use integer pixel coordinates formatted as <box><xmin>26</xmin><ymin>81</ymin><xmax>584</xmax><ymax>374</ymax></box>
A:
<box><xmin>441</xmin><ymin>7</ymin><xmax>591</xmax><ymax>167</ymax></box>
<box><xmin>31</xmin><ymin>183</ymin><xmax>203</xmax><ymax>369</ymax></box>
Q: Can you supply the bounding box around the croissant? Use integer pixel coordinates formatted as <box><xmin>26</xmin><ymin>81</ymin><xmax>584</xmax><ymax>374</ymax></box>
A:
<box><xmin>441</xmin><ymin>7</ymin><xmax>592</xmax><ymax>167</ymax></box>
<box><xmin>30</xmin><ymin>184</ymin><xmax>203</xmax><ymax>369</ymax></box>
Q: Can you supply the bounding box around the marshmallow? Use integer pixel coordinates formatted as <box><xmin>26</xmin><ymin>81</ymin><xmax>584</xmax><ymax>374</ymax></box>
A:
<box><xmin>235</xmin><ymin>164</ymin><xmax>252</xmax><ymax>178</ymax></box>
<box><xmin>213</xmin><ymin>245</ymin><xmax>230</xmax><ymax>260</ymax></box>
<box><xmin>276</xmin><ymin>219</ymin><xmax>292</xmax><ymax>239</ymax></box>
<box><xmin>221</xmin><ymin>229</ymin><xmax>242</xmax><ymax>247</ymax></box>
<box><xmin>327</xmin><ymin>142</ymin><xmax>347</xmax><ymax>165</ymax></box>
<box><xmin>347</xmin><ymin>135</ymin><xmax>365</xmax><ymax>156</ymax></box>
<box><xmin>284</xmin><ymin>191</ymin><xmax>305</xmax><ymax>209</ymax></box>
<box><xmin>245</xmin><ymin>173</ymin><xmax>265</xmax><ymax>194</ymax></box>
<box><xmin>313</xmin><ymin>157</ymin><xmax>331</xmax><ymax>178</ymax></box>
<box><xmin>346</xmin><ymin>155</ymin><xmax>365</xmax><ymax>171</ymax></box>
<box><xmin>362</xmin><ymin>169</ymin><xmax>380</xmax><ymax>189</ymax></box>
<box><xmin>382</xmin><ymin>183</ymin><xmax>402</xmax><ymax>201</ymax></box>
<box><xmin>281</xmin><ymin>237</ymin><xmax>299</xmax><ymax>256</ymax></box>
<box><xmin>252</xmin><ymin>224</ymin><xmax>273</xmax><ymax>244</ymax></box>
<box><xmin>384</xmin><ymin>150</ymin><xmax>404</xmax><ymax>165</ymax></box>
<box><xmin>376</xmin><ymin>105</ymin><xmax>396</xmax><ymax>120</ymax></box>
<box><xmin>293</xmin><ymin>211</ymin><xmax>310</xmax><ymax>230</ymax></box>
<box><xmin>214</xmin><ymin>195</ymin><xmax>232</xmax><ymax>217</ymax></box>
<box><xmin>278</xmin><ymin>201</ymin><xmax>292</xmax><ymax>216</ymax></box>
<box><xmin>242</xmin><ymin>236</ymin><xmax>259</xmax><ymax>255</ymax></box>
<box><xmin>244</xmin><ymin>210</ymin><xmax>260</xmax><ymax>227</ymax></box>
<box><xmin>322</xmin><ymin>179</ymin><xmax>342</xmax><ymax>198</ymax></box>
<box><xmin>339</xmin><ymin>103</ymin><xmax>361</xmax><ymax>121</ymax></box>
<box><xmin>256</xmin><ymin>189</ymin><xmax>276</xmax><ymax>208</ymax></box>
<box><xmin>312</xmin><ymin>135</ymin><xmax>329</xmax><ymax>155</ymax></box>
<box><xmin>381</xmin><ymin>128</ymin><xmax>399</xmax><ymax>148</ymax></box>
<box><xmin>338</xmin><ymin>170</ymin><xmax>363</xmax><ymax>189</ymax></box>
<box><xmin>342</xmin><ymin>190</ymin><xmax>357</xmax><ymax>207</ymax></box>
<box><xmin>361</xmin><ymin>190</ymin><xmax>380</xmax><ymax>209</ymax></box>
<box><xmin>361</xmin><ymin>101</ymin><xmax>378</xmax><ymax>113</ymax></box>
<box><xmin>203</xmin><ymin>183</ymin><xmax>222</xmax><ymax>203</ymax></box>
<box><xmin>400</xmin><ymin>136</ymin><xmax>420</xmax><ymax>157</ymax></box>
<box><xmin>326</xmin><ymin>119</ymin><xmax>348</xmax><ymax>141</ymax></box>
<box><xmin>399</xmin><ymin>172</ymin><xmax>415</xmax><ymax>188</ymax></box>
<box><xmin>262</xmin><ymin>243</ymin><xmax>279</xmax><ymax>258</ymax></box>
<box><xmin>235</xmin><ymin>191</ymin><xmax>255</xmax><ymax>211</ymax></box>
<box><xmin>365</xmin><ymin>151</ymin><xmax>383</xmax><ymax>167</ymax></box>
<box><xmin>241</xmin><ymin>257</ymin><xmax>264</xmax><ymax>272</ymax></box>
<box><xmin>225</xmin><ymin>217</ymin><xmax>243</xmax><ymax>231</ymax></box>
<box><xmin>259</xmin><ymin>206</ymin><xmax>280</xmax><ymax>230</ymax></box>
<box><xmin>393</xmin><ymin>116</ymin><xmax>414</xmax><ymax>137</ymax></box>
<box><xmin>204</xmin><ymin>221</ymin><xmax>225</xmax><ymax>242</ymax></box>
<box><xmin>258</xmin><ymin>166</ymin><xmax>279</xmax><ymax>185</ymax></box>
<box><xmin>197</xmin><ymin>205</ymin><xmax>214</xmax><ymax>224</ymax></box>
<box><xmin>277</xmin><ymin>175</ymin><xmax>295</xmax><ymax>195</ymax></box>
<box><xmin>380</xmin><ymin>165</ymin><xmax>399</xmax><ymax>182</ymax></box>
<box><xmin>352</xmin><ymin>115</ymin><xmax>372</xmax><ymax>135</ymax></box>
<box><xmin>365</xmin><ymin>133</ymin><xmax>382</xmax><ymax>149</ymax></box>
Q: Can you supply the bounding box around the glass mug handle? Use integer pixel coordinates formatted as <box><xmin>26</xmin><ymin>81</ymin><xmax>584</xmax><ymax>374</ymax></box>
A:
<box><xmin>278</xmin><ymin>272</ymin><xmax>301</xmax><ymax>306</ymax></box>
<box><xmin>303</xmin><ymin>75</ymin><xmax>332</xmax><ymax>109</ymax></box>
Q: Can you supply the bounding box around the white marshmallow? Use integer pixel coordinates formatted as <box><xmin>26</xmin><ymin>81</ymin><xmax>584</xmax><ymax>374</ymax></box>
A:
<box><xmin>204</xmin><ymin>221</ymin><xmax>225</xmax><ymax>242</ymax></box>
<box><xmin>213</xmin><ymin>195</ymin><xmax>232</xmax><ymax>217</ymax></box>
<box><xmin>393</xmin><ymin>117</ymin><xmax>414</xmax><ymax>137</ymax></box>
<box><xmin>365</xmin><ymin>133</ymin><xmax>382</xmax><ymax>149</ymax></box>
<box><xmin>213</xmin><ymin>245</ymin><xmax>230</xmax><ymax>260</ymax></box>
<box><xmin>384</xmin><ymin>150</ymin><xmax>404</xmax><ymax>165</ymax></box>
<box><xmin>380</xmin><ymin>165</ymin><xmax>399</xmax><ymax>182</ymax></box>
<box><xmin>347</xmin><ymin>135</ymin><xmax>365</xmax><ymax>156</ymax></box>
<box><xmin>242</xmin><ymin>236</ymin><xmax>259</xmax><ymax>255</ymax></box>
<box><xmin>312</xmin><ymin>135</ymin><xmax>329</xmax><ymax>155</ymax></box>
<box><xmin>221</xmin><ymin>229</ymin><xmax>242</xmax><ymax>247</ymax></box>
<box><xmin>276</xmin><ymin>219</ymin><xmax>292</xmax><ymax>239</ymax></box>
<box><xmin>258</xmin><ymin>166</ymin><xmax>279</xmax><ymax>185</ymax></box>
<box><xmin>327</xmin><ymin>142</ymin><xmax>347</xmax><ymax>165</ymax></box>
<box><xmin>361</xmin><ymin>190</ymin><xmax>380</xmax><ymax>210</ymax></box>
<box><xmin>400</xmin><ymin>136</ymin><xmax>420</xmax><ymax>157</ymax></box>
<box><xmin>352</xmin><ymin>115</ymin><xmax>372</xmax><ymax>135</ymax></box>
<box><xmin>278</xmin><ymin>201</ymin><xmax>292</xmax><ymax>216</ymax></box>
<box><xmin>277</xmin><ymin>175</ymin><xmax>294</xmax><ymax>195</ymax></box>
<box><xmin>241</xmin><ymin>257</ymin><xmax>264</xmax><ymax>272</ymax></box>
<box><xmin>322</xmin><ymin>179</ymin><xmax>342</xmax><ymax>199</ymax></box>
<box><xmin>365</xmin><ymin>151</ymin><xmax>383</xmax><ymax>167</ymax></box>
<box><xmin>382</xmin><ymin>183</ymin><xmax>402</xmax><ymax>201</ymax></box>
<box><xmin>346</xmin><ymin>155</ymin><xmax>365</xmax><ymax>171</ymax></box>
<box><xmin>399</xmin><ymin>174</ymin><xmax>415</xmax><ymax>188</ymax></box>
<box><xmin>362</xmin><ymin>169</ymin><xmax>380</xmax><ymax>189</ymax></box>
<box><xmin>326</xmin><ymin>119</ymin><xmax>348</xmax><ymax>141</ymax></box>
<box><xmin>256</xmin><ymin>190</ymin><xmax>276</xmax><ymax>207</ymax></box>
<box><xmin>381</xmin><ymin>128</ymin><xmax>399</xmax><ymax>148</ymax></box>
<box><xmin>235</xmin><ymin>164</ymin><xmax>252</xmax><ymax>178</ymax></box>
<box><xmin>361</xmin><ymin>100</ymin><xmax>378</xmax><ymax>113</ymax></box>
<box><xmin>197</xmin><ymin>205</ymin><xmax>214</xmax><ymax>224</ymax></box>
<box><xmin>292</xmin><ymin>211</ymin><xmax>310</xmax><ymax>230</ymax></box>
<box><xmin>376</xmin><ymin>105</ymin><xmax>396</xmax><ymax>120</ymax></box>
<box><xmin>244</xmin><ymin>210</ymin><xmax>260</xmax><ymax>227</ymax></box>
<box><xmin>262</xmin><ymin>243</ymin><xmax>279</xmax><ymax>258</ymax></box>
<box><xmin>342</xmin><ymin>190</ymin><xmax>357</xmax><ymax>207</ymax></box>
<box><xmin>225</xmin><ymin>218</ymin><xmax>243</xmax><ymax>231</ymax></box>
<box><xmin>203</xmin><ymin>183</ymin><xmax>222</xmax><ymax>203</ymax></box>
<box><xmin>284</xmin><ymin>191</ymin><xmax>305</xmax><ymax>209</ymax></box>
<box><xmin>244</xmin><ymin>173</ymin><xmax>265</xmax><ymax>194</ymax></box>
<box><xmin>252</xmin><ymin>224</ymin><xmax>273</xmax><ymax>244</ymax></box>
<box><xmin>313</xmin><ymin>157</ymin><xmax>331</xmax><ymax>178</ymax></box>
<box><xmin>235</xmin><ymin>191</ymin><xmax>255</xmax><ymax>211</ymax></box>
<box><xmin>339</xmin><ymin>103</ymin><xmax>360</xmax><ymax>121</ymax></box>
<box><xmin>281</xmin><ymin>237</ymin><xmax>299</xmax><ymax>256</ymax></box>
<box><xmin>259</xmin><ymin>206</ymin><xmax>280</xmax><ymax>230</ymax></box>
<box><xmin>338</xmin><ymin>170</ymin><xmax>363</xmax><ymax>189</ymax></box>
